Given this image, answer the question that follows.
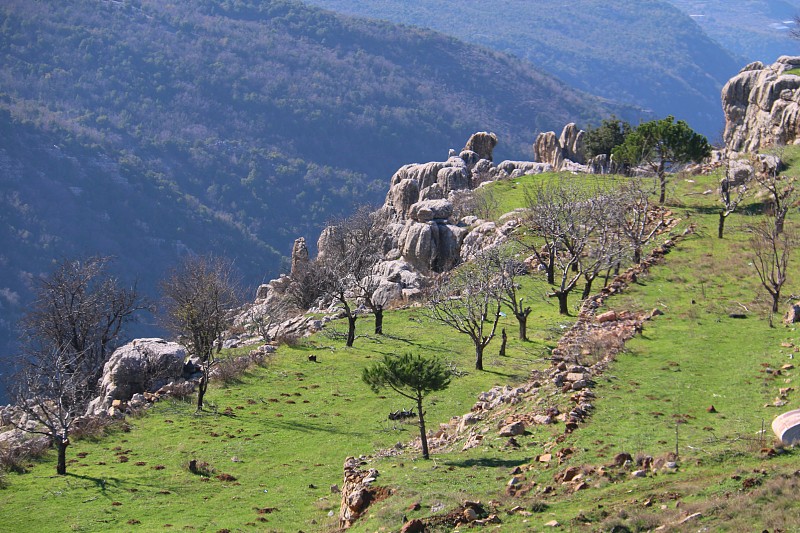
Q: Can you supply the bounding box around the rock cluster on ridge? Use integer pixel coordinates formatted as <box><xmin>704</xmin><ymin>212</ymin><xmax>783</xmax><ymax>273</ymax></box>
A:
<box><xmin>722</xmin><ymin>56</ymin><xmax>800</xmax><ymax>153</ymax></box>
<box><xmin>248</xmin><ymin>132</ymin><xmax>553</xmax><ymax>325</ymax></box>
<box><xmin>374</xmin><ymin>132</ymin><xmax>548</xmax><ymax>277</ymax></box>
<box><xmin>533</xmin><ymin>122</ymin><xmax>587</xmax><ymax>171</ymax></box>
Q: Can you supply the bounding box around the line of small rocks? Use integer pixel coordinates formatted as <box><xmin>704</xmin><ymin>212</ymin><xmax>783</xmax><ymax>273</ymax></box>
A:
<box><xmin>336</xmin><ymin>223</ymin><xmax>696</xmax><ymax>530</ymax></box>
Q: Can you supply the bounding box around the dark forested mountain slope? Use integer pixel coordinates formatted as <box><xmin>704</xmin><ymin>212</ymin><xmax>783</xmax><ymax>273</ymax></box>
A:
<box><xmin>665</xmin><ymin>0</ymin><xmax>800</xmax><ymax>62</ymax></box>
<box><xmin>302</xmin><ymin>0</ymin><xmax>740</xmax><ymax>137</ymax></box>
<box><xmin>0</xmin><ymin>0</ymin><xmax>636</xmax><ymax>377</ymax></box>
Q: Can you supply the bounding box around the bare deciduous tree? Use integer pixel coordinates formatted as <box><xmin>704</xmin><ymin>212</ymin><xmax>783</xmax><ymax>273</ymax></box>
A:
<box><xmin>520</xmin><ymin>183</ymin><xmax>560</xmax><ymax>285</ymax></box>
<box><xmin>524</xmin><ymin>178</ymin><xmax>607</xmax><ymax>314</ymax></box>
<box><xmin>316</xmin><ymin>206</ymin><xmax>385</xmax><ymax>344</ymax></box>
<box><xmin>9</xmin><ymin>256</ymin><xmax>143</xmax><ymax>475</ymax></box>
<box><xmin>487</xmin><ymin>246</ymin><xmax>532</xmax><ymax>341</ymax></box>
<box><xmin>426</xmin><ymin>252</ymin><xmax>502</xmax><ymax>371</ymax></box>
<box><xmin>285</xmin><ymin>258</ymin><xmax>327</xmax><ymax>312</ymax></box>
<box><xmin>613</xmin><ymin>177</ymin><xmax>665</xmax><ymax>263</ymax></box>
<box><xmin>160</xmin><ymin>254</ymin><xmax>242</xmax><ymax>411</ymax></box>
<box><xmin>718</xmin><ymin>163</ymin><xmax>750</xmax><ymax>239</ymax></box>
<box><xmin>748</xmin><ymin>219</ymin><xmax>796</xmax><ymax>322</ymax></box>
<box><xmin>752</xmin><ymin>159</ymin><xmax>796</xmax><ymax>235</ymax></box>
<box><xmin>244</xmin><ymin>295</ymin><xmax>291</xmax><ymax>344</ymax></box>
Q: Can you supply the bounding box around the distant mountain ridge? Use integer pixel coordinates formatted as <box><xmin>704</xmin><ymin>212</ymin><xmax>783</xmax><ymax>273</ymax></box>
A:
<box><xmin>0</xmin><ymin>0</ymin><xmax>638</xmax><ymax>384</ymax></box>
<box><xmin>665</xmin><ymin>0</ymin><xmax>800</xmax><ymax>62</ymax></box>
<box><xmin>301</xmin><ymin>0</ymin><xmax>742</xmax><ymax>137</ymax></box>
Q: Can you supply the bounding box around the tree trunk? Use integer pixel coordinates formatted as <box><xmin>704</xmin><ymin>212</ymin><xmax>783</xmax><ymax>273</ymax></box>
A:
<box><xmin>777</xmin><ymin>213</ymin><xmax>786</xmax><ymax>235</ymax></box>
<box><xmin>546</xmin><ymin>250</ymin><xmax>555</xmax><ymax>285</ymax></box>
<box><xmin>633</xmin><ymin>245</ymin><xmax>642</xmax><ymax>264</ymax></box>
<box><xmin>196</xmin><ymin>377</ymin><xmax>207</xmax><ymax>412</ymax></box>
<box><xmin>346</xmin><ymin>315</ymin><xmax>357</xmax><ymax>347</ymax></box>
<box><xmin>417</xmin><ymin>397</ymin><xmax>429</xmax><ymax>460</ymax></box>
<box><xmin>374</xmin><ymin>307</ymin><xmax>383</xmax><ymax>335</ymax></box>
<box><xmin>56</xmin><ymin>436</ymin><xmax>69</xmax><ymax>476</ymax></box>
<box><xmin>499</xmin><ymin>328</ymin><xmax>507</xmax><ymax>356</ymax></box>
<box><xmin>557</xmin><ymin>291</ymin><xmax>569</xmax><ymax>315</ymax></box>
<box><xmin>474</xmin><ymin>343</ymin><xmax>484</xmax><ymax>371</ymax></box>
<box><xmin>718</xmin><ymin>211</ymin><xmax>727</xmax><ymax>239</ymax></box>
<box><xmin>773</xmin><ymin>291</ymin><xmax>781</xmax><ymax>313</ymax></box>
<box><xmin>516</xmin><ymin>313</ymin><xmax>528</xmax><ymax>341</ymax></box>
<box><xmin>582</xmin><ymin>276</ymin><xmax>595</xmax><ymax>300</ymax></box>
<box><xmin>659</xmin><ymin>166</ymin><xmax>666</xmax><ymax>204</ymax></box>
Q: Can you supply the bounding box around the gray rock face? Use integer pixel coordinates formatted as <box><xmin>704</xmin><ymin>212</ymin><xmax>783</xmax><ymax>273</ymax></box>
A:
<box><xmin>725</xmin><ymin>159</ymin><xmax>754</xmax><ymax>186</ymax></box>
<box><xmin>86</xmin><ymin>338</ymin><xmax>186</xmax><ymax>416</ymax></box>
<box><xmin>533</xmin><ymin>123</ymin><xmax>586</xmax><ymax>170</ymax></box>
<box><xmin>408</xmin><ymin>199</ymin><xmax>453</xmax><ymax>222</ymax></box>
<box><xmin>559</xmin><ymin>123</ymin><xmax>586</xmax><ymax>164</ymax></box>
<box><xmin>437</xmin><ymin>166</ymin><xmax>470</xmax><ymax>192</ymax></box>
<box><xmin>784</xmin><ymin>303</ymin><xmax>800</xmax><ymax>324</ymax></box>
<box><xmin>459</xmin><ymin>218</ymin><xmax>519</xmax><ymax>262</ymax></box>
<box><xmin>386</xmin><ymin>177</ymin><xmax>420</xmax><ymax>220</ymax></box>
<box><xmin>533</xmin><ymin>131</ymin><xmax>562</xmax><ymax>169</ymax></box>
<box><xmin>723</xmin><ymin>56</ymin><xmax>800</xmax><ymax>153</ymax></box>
<box><xmin>463</xmin><ymin>131</ymin><xmax>498</xmax><ymax>161</ymax></box>
<box><xmin>397</xmin><ymin>220</ymin><xmax>467</xmax><ymax>272</ymax></box>
<box><xmin>291</xmin><ymin>237</ymin><xmax>309</xmax><ymax>275</ymax></box>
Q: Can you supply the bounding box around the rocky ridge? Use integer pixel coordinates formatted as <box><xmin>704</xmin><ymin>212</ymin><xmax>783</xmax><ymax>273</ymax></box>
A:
<box><xmin>251</xmin><ymin>132</ymin><xmax>552</xmax><ymax>326</ymax></box>
<box><xmin>723</xmin><ymin>56</ymin><xmax>800</xmax><ymax>154</ymax></box>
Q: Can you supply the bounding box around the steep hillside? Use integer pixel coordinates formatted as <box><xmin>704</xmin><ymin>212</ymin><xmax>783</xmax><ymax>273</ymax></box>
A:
<box><xmin>3</xmin><ymin>165</ymin><xmax>800</xmax><ymax>531</ymax></box>
<box><xmin>0</xmin><ymin>0</ymin><xmax>637</xmax><ymax>375</ymax></box>
<box><xmin>302</xmin><ymin>0</ymin><xmax>741</xmax><ymax>137</ymax></box>
<box><xmin>666</xmin><ymin>0</ymin><xmax>800</xmax><ymax>62</ymax></box>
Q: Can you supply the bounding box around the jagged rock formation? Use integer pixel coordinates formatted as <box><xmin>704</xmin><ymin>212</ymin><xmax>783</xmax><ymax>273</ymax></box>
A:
<box><xmin>290</xmin><ymin>237</ymin><xmax>309</xmax><ymax>275</ymax></box>
<box><xmin>723</xmin><ymin>56</ymin><xmax>800</xmax><ymax>153</ymax></box>
<box><xmin>243</xmin><ymin>133</ymin><xmax>550</xmax><ymax>332</ymax></box>
<box><xmin>86</xmin><ymin>338</ymin><xmax>190</xmax><ymax>416</ymax></box>
<box><xmin>378</xmin><ymin>134</ymin><xmax>550</xmax><ymax>280</ymax></box>
<box><xmin>338</xmin><ymin>457</ymin><xmax>387</xmax><ymax>528</ymax></box>
<box><xmin>533</xmin><ymin>123</ymin><xmax>587</xmax><ymax>171</ymax></box>
<box><xmin>462</xmin><ymin>131</ymin><xmax>498</xmax><ymax>161</ymax></box>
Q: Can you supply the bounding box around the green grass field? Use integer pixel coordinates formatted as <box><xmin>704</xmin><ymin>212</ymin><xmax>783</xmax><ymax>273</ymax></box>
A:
<box><xmin>3</xmin><ymin>163</ymin><xmax>800</xmax><ymax>532</ymax></box>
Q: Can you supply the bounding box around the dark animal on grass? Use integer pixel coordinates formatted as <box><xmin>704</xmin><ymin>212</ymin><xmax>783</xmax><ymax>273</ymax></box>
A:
<box><xmin>388</xmin><ymin>409</ymin><xmax>416</xmax><ymax>421</ymax></box>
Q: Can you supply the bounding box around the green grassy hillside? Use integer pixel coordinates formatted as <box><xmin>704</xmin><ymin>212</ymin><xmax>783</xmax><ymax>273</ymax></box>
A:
<box><xmin>3</xmin><ymin>160</ymin><xmax>800</xmax><ymax>531</ymax></box>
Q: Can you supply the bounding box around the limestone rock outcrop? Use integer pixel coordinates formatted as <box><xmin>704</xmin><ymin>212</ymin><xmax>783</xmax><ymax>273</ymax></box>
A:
<box><xmin>722</xmin><ymin>56</ymin><xmax>800</xmax><ymax>153</ymax></box>
<box><xmin>274</xmin><ymin>133</ymin><xmax>556</xmax><ymax>314</ymax></box>
<box><xmin>533</xmin><ymin>123</ymin><xmax>587</xmax><ymax>171</ymax></box>
<box><xmin>86</xmin><ymin>338</ymin><xmax>187</xmax><ymax>416</ymax></box>
<box><xmin>463</xmin><ymin>131</ymin><xmax>498</xmax><ymax>161</ymax></box>
<box><xmin>290</xmin><ymin>237</ymin><xmax>309</xmax><ymax>275</ymax></box>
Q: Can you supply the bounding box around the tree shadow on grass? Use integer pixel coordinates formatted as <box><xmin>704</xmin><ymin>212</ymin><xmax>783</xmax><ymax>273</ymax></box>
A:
<box><xmin>66</xmin><ymin>472</ymin><xmax>122</xmax><ymax>493</ymax></box>
<box><xmin>260</xmin><ymin>418</ymin><xmax>364</xmax><ymax>437</ymax></box>
<box><xmin>479</xmin><ymin>369</ymin><xmax>514</xmax><ymax>378</ymax></box>
<box><xmin>442</xmin><ymin>457</ymin><xmax>531</xmax><ymax>469</ymax></box>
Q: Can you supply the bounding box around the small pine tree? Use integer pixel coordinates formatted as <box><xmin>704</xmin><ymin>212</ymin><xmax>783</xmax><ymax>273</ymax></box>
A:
<box><xmin>362</xmin><ymin>353</ymin><xmax>451</xmax><ymax>459</ymax></box>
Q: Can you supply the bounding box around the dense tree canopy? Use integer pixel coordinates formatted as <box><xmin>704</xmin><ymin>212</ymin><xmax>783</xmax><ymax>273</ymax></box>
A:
<box><xmin>584</xmin><ymin>117</ymin><xmax>631</xmax><ymax>159</ymax></box>
<box><xmin>612</xmin><ymin>116</ymin><xmax>711</xmax><ymax>203</ymax></box>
